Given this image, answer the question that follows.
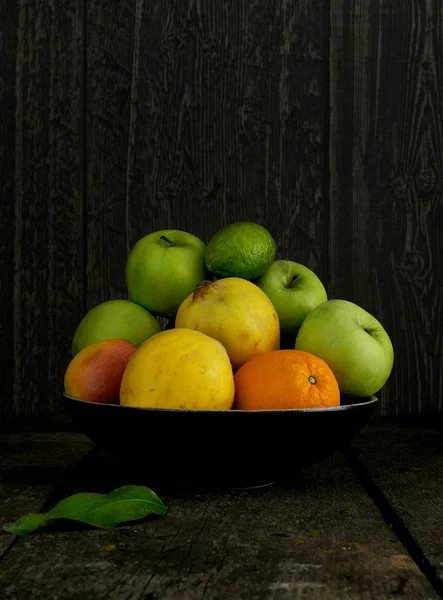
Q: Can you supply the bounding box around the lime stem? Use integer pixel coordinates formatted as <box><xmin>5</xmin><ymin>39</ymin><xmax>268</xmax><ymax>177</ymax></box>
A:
<box><xmin>160</xmin><ymin>235</ymin><xmax>174</xmax><ymax>247</ymax></box>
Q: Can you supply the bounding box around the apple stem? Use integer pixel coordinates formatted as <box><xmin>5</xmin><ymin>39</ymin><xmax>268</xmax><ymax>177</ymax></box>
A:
<box><xmin>160</xmin><ymin>235</ymin><xmax>174</xmax><ymax>247</ymax></box>
<box><xmin>193</xmin><ymin>280</ymin><xmax>213</xmax><ymax>300</ymax></box>
<box><xmin>288</xmin><ymin>274</ymin><xmax>299</xmax><ymax>287</ymax></box>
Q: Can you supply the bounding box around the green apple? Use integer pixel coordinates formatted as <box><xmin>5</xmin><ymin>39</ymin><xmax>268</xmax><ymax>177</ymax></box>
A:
<box><xmin>72</xmin><ymin>299</ymin><xmax>161</xmax><ymax>357</ymax></box>
<box><xmin>255</xmin><ymin>260</ymin><xmax>328</xmax><ymax>334</ymax></box>
<box><xmin>295</xmin><ymin>299</ymin><xmax>394</xmax><ymax>397</ymax></box>
<box><xmin>126</xmin><ymin>230</ymin><xmax>208</xmax><ymax>317</ymax></box>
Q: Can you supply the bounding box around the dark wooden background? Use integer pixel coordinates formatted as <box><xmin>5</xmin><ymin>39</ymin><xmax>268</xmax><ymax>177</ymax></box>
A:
<box><xmin>1</xmin><ymin>1</ymin><xmax>442</xmax><ymax>420</ymax></box>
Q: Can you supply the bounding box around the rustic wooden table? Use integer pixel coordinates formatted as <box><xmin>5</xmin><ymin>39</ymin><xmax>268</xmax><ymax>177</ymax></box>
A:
<box><xmin>0</xmin><ymin>416</ymin><xmax>442</xmax><ymax>600</ymax></box>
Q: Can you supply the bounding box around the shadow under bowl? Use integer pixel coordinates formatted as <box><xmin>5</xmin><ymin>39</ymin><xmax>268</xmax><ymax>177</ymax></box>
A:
<box><xmin>64</xmin><ymin>394</ymin><xmax>378</xmax><ymax>489</ymax></box>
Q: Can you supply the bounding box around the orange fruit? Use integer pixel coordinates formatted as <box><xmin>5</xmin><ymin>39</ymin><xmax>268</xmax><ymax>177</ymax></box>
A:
<box><xmin>233</xmin><ymin>349</ymin><xmax>340</xmax><ymax>410</ymax></box>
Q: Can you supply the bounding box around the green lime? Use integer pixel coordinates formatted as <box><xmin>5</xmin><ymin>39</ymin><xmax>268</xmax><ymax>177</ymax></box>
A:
<box><xmin>72</xmin><ymin>299</ymin><xmax>161</xmax><ymax>357</ymax></box>
<box><xmin>205</xmin><ymin>222</ymin><xmax>277</xmax><ymax>280</ymax></box>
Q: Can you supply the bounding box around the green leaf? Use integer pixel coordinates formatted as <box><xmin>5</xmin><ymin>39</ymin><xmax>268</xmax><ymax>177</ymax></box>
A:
<box><xmin>3</xmin><ymin>485</ymin><xmax>167</xmax><ymax>536</ymax></box>
<box><xmin>3</xmin><ymin>513</ymin><xmax>53</xmax><ymax>536</ymax></box>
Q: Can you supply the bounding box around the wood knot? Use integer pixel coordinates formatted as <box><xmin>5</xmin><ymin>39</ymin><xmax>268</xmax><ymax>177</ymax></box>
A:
<box><xmin>387</xmin><ymin>174</ymin><xmax>408</xmax><ymax>199</ymax></box>
<box><xmin>414</xmin><ymin>166</ymin><xmax>438</xmax><ymax>195</ymax></box>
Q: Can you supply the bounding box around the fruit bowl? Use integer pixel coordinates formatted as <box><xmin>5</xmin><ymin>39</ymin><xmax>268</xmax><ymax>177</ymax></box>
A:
<box><xmin>64</xmin><ymin>394</ymin><xmax>378</xmax><ymax>489</ymax></box>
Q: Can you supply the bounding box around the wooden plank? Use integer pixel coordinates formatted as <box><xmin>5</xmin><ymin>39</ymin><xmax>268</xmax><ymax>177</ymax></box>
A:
<box><xmin>330</xmin><ymin>1</ymin><xmax>443</xmax><ymax>414</ymax></box>
<box><xmin>0</xmin><ymin>431</ymin><xmax>93</xmax><ymax>558</ymax></box>
<box><xmin>126</xmin><ymin>0</ymin><xmax>328</xmax><ymax>284</ymax></box>
<box><xmin>47</xmin><ymin>1</ymin><xmax>86</xmax><ymax>415</ymax></box>
<box><xmin>0</xmin><ymin>446</ymin><xmax>437</xmax><ymax>599</ymax></box>
<box><xmin>0</xmin><ymin>2</ymin><xmax>18</xmax><ymax>420</ymax></box>
<box><xmin>348</xmin><ymin>419</ymin><xmax>443</xmax><ymax>596</ymax></box>
<box><xmin>12</xmin><ymin>1</ymin><xmax>85</xmax><ymax>418</ymax></box>
<box><xmin>85</xmin><ymin>1</ymin><xmax>135</xmax><ymax>307</ymax></box>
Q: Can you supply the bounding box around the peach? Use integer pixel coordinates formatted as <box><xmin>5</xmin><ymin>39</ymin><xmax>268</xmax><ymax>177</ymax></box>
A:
<box><xmin>64</xmin><ymin>339</ymin><xmax>137</xmax><ymax>404</ymax></box>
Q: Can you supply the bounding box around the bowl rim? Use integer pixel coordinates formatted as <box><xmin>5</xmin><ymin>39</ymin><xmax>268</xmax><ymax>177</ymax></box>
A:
<box><xmin>63</xmin><ymin>393</ymin><xmax>378</xmax><ymax>414</ymax></box>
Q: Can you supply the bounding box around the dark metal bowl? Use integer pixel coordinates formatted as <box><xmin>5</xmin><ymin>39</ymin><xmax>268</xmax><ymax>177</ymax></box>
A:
<box><xmin>64</xmin><ymin>394</ymin><xmax>378</xmax><ymax>488</ymax></box>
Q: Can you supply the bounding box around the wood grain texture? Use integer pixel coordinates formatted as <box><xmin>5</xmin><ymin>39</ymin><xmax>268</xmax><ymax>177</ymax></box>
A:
<box><xmin>126</xmin><ymin>0</ymin><xmax>328</xmax><ymax>282</ymax></box>
<box><xmin>330</xmin><ymin>1</ymin><xmax>443</xmax><ymax>415</ymax></box>
<box><xmin>11</xmin><ymin>1</ymin><xmax>85</xmax><ymax>418</ymax></box>
<box><xmin>0</xmin><ymin>442</ymin><xmax>437</xmax><ymax>599</ymax></box>
<box><xmin>0</xmin><ymin>1</ymin><xmax>18</xmax><ymax>419</ymax></box>
<box><xmin>85</xmin><ymin>1</ymin><xmax>135</xmax><ymax>307</ymax></box>
<box><xmin>349</xmin><ymin>419</ymin><xmax>443</xmax><ymax>596</ymax></box>
<box><xmin>10</xmin><ymin>0</ymin><xmax>84</xmax><ymax>415</ymax></box>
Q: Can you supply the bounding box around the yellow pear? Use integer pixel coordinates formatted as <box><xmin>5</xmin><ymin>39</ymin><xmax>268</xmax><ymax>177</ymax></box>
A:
<box><xmin>175</xmin><ymin>277</ymin><xmax>280</xmax><ymax>370</ymax></box>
